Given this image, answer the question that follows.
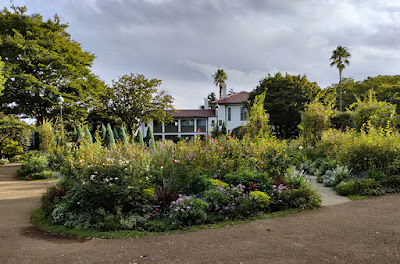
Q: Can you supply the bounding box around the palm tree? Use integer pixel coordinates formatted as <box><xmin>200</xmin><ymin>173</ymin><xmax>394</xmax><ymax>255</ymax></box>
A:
<box><xmin>213</xmin><ymin>69</ymin><xmax>227</xmax><ymax>99</ymax></box>
<box><xmin>330</xmin><ymin>46</ymin><xmax>351</xmax><ymax>111</ymax></box>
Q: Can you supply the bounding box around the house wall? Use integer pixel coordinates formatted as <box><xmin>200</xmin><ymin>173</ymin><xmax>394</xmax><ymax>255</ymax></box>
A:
<box><xmin>217</xmin><ymin>104</ymin><xmax>248</xmax><ymax>132</ymax></box>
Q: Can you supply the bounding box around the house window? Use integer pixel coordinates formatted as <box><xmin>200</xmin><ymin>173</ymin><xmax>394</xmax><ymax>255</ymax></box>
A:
<box><xmin>240</xmin><ymin>107</ymin><xmax>247</xmax><ymax>121</ymax></box>
<box><xmin>181</xmin><ymin>119</ymin><xmax>195</xmax><ymax>132</ymax></box>
<box><xmin>228</xmin><ymin>107</ymin><xmax>231</xmax><ymax>121</ymax></box>
<box><xmin>153</xmin><ymin>121</ymin><xmax>162</xmax><ymax>133</ymax></box>
<box><xmin>211</xmin><ymin>120</ymin><xmax>215</xmax><ymax>126</ymax></box>
<box><xmin>165</xmin><ymin>120</ymin><xmax>178</xmax><ymax>133</ymax></box>
<box><xmin>196</xmin><ymin>119</ymin><xmax>207</xmax><ymax>132</ymax></box>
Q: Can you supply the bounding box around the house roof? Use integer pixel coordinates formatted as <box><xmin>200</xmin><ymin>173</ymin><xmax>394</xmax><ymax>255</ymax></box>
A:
<box><xmin>212</xmin><ymin>91</ymin><xmax>250</xmax><ymax>105</ymax></box>
<box><xmin>167</xmin><ymin>109</ymin><xmax>216</xmax><ymax>118</ymax></box>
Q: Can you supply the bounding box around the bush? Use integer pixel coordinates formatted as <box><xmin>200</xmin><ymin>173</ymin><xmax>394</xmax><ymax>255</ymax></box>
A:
<box><xmin>336</xmin><ymin>178</ymin><xmax>384</xmax><ymax>196</ymax></box>
<box><xmin>222</xmin><ymin>171</ymin><xmax>273</xmax><ymax>193</ymax></box>
<box><xmin>0</xmin><ymin>158</ymin><xmax>9</xmax><ymax>165</ymax></box>
<box><xmin>17</xmin><ymin>153</ymin><xmax>51</xmax><ymax>180</ymax></box>
<box><xmin>169</xmin><ymin>196</ymin><xmax>208</xmax><ymax>228</ymax></box>
<box><xmin>0</xmin><ymin>138</ymin><xmax>23</xmax><ymax>158</ymax></box>
<box><xmin>9</xmin><ymin>154</ymin><xmax>24</xmax><ymax>163</ymax></box>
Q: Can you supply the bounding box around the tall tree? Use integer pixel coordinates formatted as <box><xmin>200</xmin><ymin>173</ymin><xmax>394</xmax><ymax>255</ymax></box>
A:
<box><xmin>0</xmin><ymin>57</ymin><xmax>5</xmax><ymax>95</ymax></box>
<box><xmin>248</xmin><ymin>73</ymin><xmax>320</xmax><ymax>139</ymax></box>
<box><xmin>102</xmin><ymin>73</ymin><xmax>174</xmax><ymax>137</ymax></box>
<box><xmin>330</xmin><ymin>45</ymin><xmax>351</xmax><ymax>111</ymax></box>
<box><xmin>213</xmin><ymin>69</ymin><xmax>227</xmax><ymax>99</ymax></box>
<box><xmin>0</xmin><ymin>6</ymin><xmax>105</xmax><ymax>124</ymax></box>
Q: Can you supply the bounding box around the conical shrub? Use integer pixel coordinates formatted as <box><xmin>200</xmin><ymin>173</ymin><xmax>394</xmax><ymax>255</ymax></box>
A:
<box><xmin>105</xmin><ymin>123</ymin><xmax>116</xmax><ymax>147</ymax></box>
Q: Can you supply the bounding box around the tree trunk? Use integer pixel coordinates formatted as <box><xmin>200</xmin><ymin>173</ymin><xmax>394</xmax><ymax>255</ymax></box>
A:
<box><xmin>339</xmin><ymin>70</ymin><xmax>342</xmax><ymax>112</ymax></box>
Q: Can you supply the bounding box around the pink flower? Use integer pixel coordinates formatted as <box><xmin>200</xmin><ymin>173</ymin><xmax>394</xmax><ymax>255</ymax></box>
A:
<box><xmin>219</xmin><ymin>147</ymin><xmax>222</xmax><ymax>151</ymax></box>
<box><xmin>174</xmin><ymin>159</ymin><xmax>178</xmax><ymax>163</ymax></box>
<box><xmin>228</xmin><ymin>130</ymin><xmax>231</xmax><ymax>133</ymax></box>
<box><xmin>244</xmin><ymin>146</ymin><xmax>247</xmax><ymax>150</ymax></box>
<box><xmin>138</xmin><ymin>145</ymin><xmax>141</xmax><ymax>148</ymax></box>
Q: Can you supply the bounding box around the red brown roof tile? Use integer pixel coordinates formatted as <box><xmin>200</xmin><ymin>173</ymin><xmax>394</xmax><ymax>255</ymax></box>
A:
<box><xmin>166</xmin><ymin>109</ymin><xmax>216</xmax><ymax>118</ymax></box>
<box><xmin>212</xmin><ymin>91</ymin><xmax>249</xmax><ymax>104</ymax></box>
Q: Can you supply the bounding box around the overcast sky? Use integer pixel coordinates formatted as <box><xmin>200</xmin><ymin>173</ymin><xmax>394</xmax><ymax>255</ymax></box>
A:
<box><xmin>7</xmin><ymin>0</ymin><xmax>400</xmax><ymax>108</ymax></box>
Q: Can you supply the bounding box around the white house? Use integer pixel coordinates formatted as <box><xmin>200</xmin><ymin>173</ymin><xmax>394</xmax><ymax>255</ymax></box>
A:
<box><xmin>139</xmin><ymin>85</ymin><xmax>249</xmax><ymax>140</ymax></box>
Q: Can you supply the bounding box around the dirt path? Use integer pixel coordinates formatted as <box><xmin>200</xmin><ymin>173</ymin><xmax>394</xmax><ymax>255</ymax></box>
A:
<box><xmin>0</xmin><ymin>164</ymin><xmax>399</xmax><ymax>264</ymax></box>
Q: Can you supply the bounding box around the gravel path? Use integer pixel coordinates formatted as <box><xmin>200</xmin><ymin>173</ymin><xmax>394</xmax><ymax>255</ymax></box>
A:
<box><xmin>0</xmin><ymin>163</ymin><xmax>399</xmax><ymax>264</ymax></box>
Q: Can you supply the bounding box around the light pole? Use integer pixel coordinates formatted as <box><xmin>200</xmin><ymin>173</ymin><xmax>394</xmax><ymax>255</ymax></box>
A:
<box><xmin>57</xmin><ymin>95</ymin><xmax>64</xmax><ymax>145</ymax></box>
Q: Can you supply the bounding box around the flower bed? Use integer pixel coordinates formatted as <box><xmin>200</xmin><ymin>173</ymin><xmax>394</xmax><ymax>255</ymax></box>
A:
<box><xmin>41</xmin><ymin>135</ymin><xmax>320</xmax><ymax>232</ymax></box>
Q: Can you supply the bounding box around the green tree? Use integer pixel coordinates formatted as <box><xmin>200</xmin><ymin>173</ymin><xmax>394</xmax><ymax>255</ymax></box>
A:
<box><xmin>101</xmin><ymin>124</ymin><xmax>107</xmax><ymax>142</ymax></box>
<box><xmin>84</xmin><ymin>126</ymin><xmax>93</xmax><ymax>143</ymax></box>
<box><xmin>0</xmin><ymin>57</ymin><xmax>5</xmax><ymax>94</ymax></box>
<box><xmin>213</xmin><ymin>69</ymin><xmax>227</xmax><ymax>99</ymax></box>
<box><xmin>135</xmin><ymin>128</ymin><xmax>145</xmax><ymax>147</ymax></box>
<box><xmin>243</xmin><ymin>92</ymin><xmax>271</xmax><ymax>139</ymax></box>
<box><xmin>76</xmin><ymin>125</ymin><xmax>84</xmax><ymax>143</ymax></box>
<box><xmin>248</xmin><ymin>73</ymin><xmax>320</xmax><ymax>139</ymax></box>
<box><xmin>299</xmin><ymin>100</ymin><xmax>333</xmax><ymax>145</ymax></box>
<box><xmin>0</xmin><ymin>112</ymin><xmax>32</xmax><ymax>151</ymax></box>
<box><xmin>102</xmin><ymin>73</ymin><xmax>174</xmax><ymax>137</ymax></box>
<box><xmin>330</xmin><ymin>45</ymin><xmax>351</xmax><ymax>111</ymax></box>
<box><xmin>119</xmin><ymin>126</ymin><xmax>128</xmax><ymax>144</ymax></box>
<box><xmin>105</xmin><ymin>123</ymin><xmax>115</xmax><ymax>147</ymax></box>
<box><xmin>0</xmin><ymin>6</ymin><xmax>105</xmax><ymax>124</ymax></box>
<box><xmin>350</xmin><ymin>90</ymin><xmax>396</xmax><ymax>131</ymax></box>
<box><xmin>37</xmin><ymin>120</ymin><xmax>55</xmax><ymax>151</ymax></box>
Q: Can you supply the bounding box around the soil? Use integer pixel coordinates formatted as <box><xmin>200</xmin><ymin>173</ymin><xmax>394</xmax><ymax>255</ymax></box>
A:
<box><xmin>0</xmin><ymin>163</ymin><xmax>399</xmax><ymax>264</ymax></box>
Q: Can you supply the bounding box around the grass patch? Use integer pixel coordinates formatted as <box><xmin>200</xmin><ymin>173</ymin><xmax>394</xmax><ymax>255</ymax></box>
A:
<box><xmin>31</xmin><ymin>207</ymin><xmax>307</xmax><ymax>239</ymax></box>
<box><xmin>347</xmin><ymin>195</ymin><xmax>372</xmax><ymax>201</ymax></box>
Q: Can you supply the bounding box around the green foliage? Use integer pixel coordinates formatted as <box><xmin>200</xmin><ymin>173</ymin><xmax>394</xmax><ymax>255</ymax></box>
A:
<box><xmin>0</xmin><ymin>158</ymin><xmax>9</xmax><ymax>165</ymax></box>
<box><xmin>330</xmin><ymin>45</ymin><xmax>351</xmax><ymax>111</ymax></box>
<box><xmin>222</xmin><ymin>171</ymin><xmax>273</xmax><ymax>193</ymax></box>
<box><xmin>119</xmin><ymin>126</ymin><xmax>128</xmax><ymax>144</ymax></box>
<box><xmin>299</xmin><ymin>101</ymin><xmax>333</xmax><ymax>145</ymax></box>
<box><xmin>105</xmin><ymin>123</ymin><xmax>115</xmax><ymax>147</ymax></box>
<box><xmin>102</xmin><ymin>73</ymin><xmax>174</xmax><ymax>132</ymax></box>
<box><xmin>101</xmin><ymin>124</ymin><xmax>107</xmax><ymax>142</ymax></box>
<box><xmin>0</xmin><ymin>56</ymin><xmax>5</xmax><ymax>94</ymax></box>
<box><xmin>112</xmin><ymin>127</ymin><xmax>119</xmax><ymax>142</ymax></box>
<box><xmin>169</xmin><ymin>196</ymin><xmax>208</xmax><ymax>228</ymax></box>
<box><xmin>84</xmin><ymin>126</ymin><xmax>93</xmax><ymax>143</ymax></box>
<box><xmin>17</xmin><ymin>152</ymin><xmax>52</xmax><ymax>180</ymax></box>
<box><xmin>0</xmin><ymin>138</ymin><xmax>23</xmax><ymax>158</ymax></box>
<box><xmin>248</xmin><ymin>73</ymin><xmax>320</xmax><ymax>138</ymax></box>
<box><xmin>0</xmin><ymin>112</ymin><xmax>32</xmax><ymax>151</ymax></box>
<box><xmin>0</xmin><ymin>6</ymin><xmax>105</xmax><ymax>123</ymax></box>
<box><xmin>326</xmin><ymin>76</ymin><xmax>400</xmax><ymax>114</ymax></box>
<box><xmin>243</xmin><ymin>92</ymin><xmax>271</xmax><ymax>139</ymax></box>
<box><xmin>76</xmin><ymin>125</ymin><xmax>84</xmax><ymax>143</ymax></box>
<box><xmin>336</xmin><ymin>178</ymin><xmax>384</xmax><ymax>196</ymax></box>
<box><xmin>350</xmin><ymin>90</ymin><xmax>396</xmax><ymax>131</ymax></box>
<box><xmin>147</xmin><ymin>126</ymin><xmax>156</xmax><ymax>151</ymax></box>
<box><xmin>213</xmin><ymin>69</ymin><xmax>227</xmax><ymax>99</ymax></box>
<box><xmin>331</xmin><ymin>111</ymin><xmax>353</xmax><ymax>130</ymax></box>
<box><xmin>41</xmin><ymin>135</ymin><xmax>318</xmax><ymax>232</ymax></box>
<box><xmin>37</xmin><ymin>120</ymin><xmax>55</xmax><ymax>151</ymax></box>
<box><xmin>135</xmin><ymin>128</ymin><xmax>145</xmax><ymax>146</ymax></box>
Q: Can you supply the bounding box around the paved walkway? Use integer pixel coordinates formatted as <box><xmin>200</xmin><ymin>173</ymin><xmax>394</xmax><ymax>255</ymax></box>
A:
<box><xmin>308</xmin><ymin>175</ymin><xmax>351</xmax><ymax>206</ymax></box>
<box><xmin>0</xmin><ymin>163</ymin><xmax>399</xmax><ymax>263</ymax></box>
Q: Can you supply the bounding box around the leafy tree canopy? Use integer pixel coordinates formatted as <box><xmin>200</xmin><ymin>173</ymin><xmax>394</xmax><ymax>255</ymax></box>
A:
<box><xmin>102</xmin><ymin>73</ymin><xmax>174</xmax><ymax>135</ymax></box>
<box><xmin>0</xmin><ymin>57</ymin><xmax>5</xmax><ymax>94</ymax></box>
<box><xmin>0</xmin><ymin>112</ymin><xmax>32</xmax><ymax>151</ymax></box>
<box><xmin>325</xmin><ymin>75</ymin><xmax>400</xmax><ymax>113</ymax></box>
<box><xmin>248</xmin><ymin>73</ymin><xmax>320</xmax><ymax>139</ymax></box>
<box><xmin>0</xmin><ymin>6</ymin><xmax>105</xmax><ymax>124</ymax></box>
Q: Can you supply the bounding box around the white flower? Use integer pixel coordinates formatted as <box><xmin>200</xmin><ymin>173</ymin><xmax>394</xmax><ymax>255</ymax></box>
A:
<box><xmin>299</xmin><ymin>146</ymin><xmax>303</xmax><ymax>150</ymax></box>
<box><xmin>90</xmin><ymin>175</ymin><xmax>96</xmax><ymax>180</ymax></box>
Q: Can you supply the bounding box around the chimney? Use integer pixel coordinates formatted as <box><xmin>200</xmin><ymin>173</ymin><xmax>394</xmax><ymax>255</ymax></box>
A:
<box><xmin>204</xmin><ymin>97</ymin><xmax>209</xmax><ymax>109</ymax></box>
<box><xmin>222</xmin><ymin>83</ymin><xmax>227</xmax><ymax>98</ymax></box>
